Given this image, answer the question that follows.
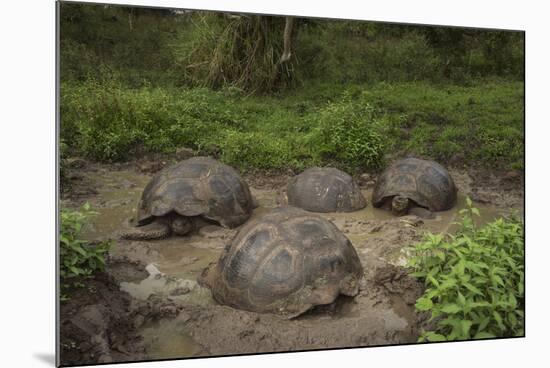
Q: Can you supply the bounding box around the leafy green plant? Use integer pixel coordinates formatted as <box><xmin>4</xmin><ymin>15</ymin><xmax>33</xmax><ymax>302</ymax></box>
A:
<box><xmin>60</xmin><ymin>203</ymin><xmax>111</xmax><ymax>298</ymax></box>
<box><xmin>61</xmin><ymin>79</ymin><xmax>523</xmax><ymax>172</ymax></box>
<box><xmin>312</xmin><ymin>93</ymin><xmax>386</xmax><ymax>171</ymax></box>
<box><xmin>407</xmin><ymin>198</ymin><xmax>524</xmax><ymax>342</ymax></box>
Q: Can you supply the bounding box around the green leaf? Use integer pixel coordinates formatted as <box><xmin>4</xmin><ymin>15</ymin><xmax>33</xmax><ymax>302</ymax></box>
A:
<box><xmin>460</xmin><ymin>320</ymin><xmax>473</xmax><ymax>337</ymax></box>
<box><xmin>507</xmin><ymin>311</ymin><xmax>518</xmax><ymax>327</ymax></box>
<box><xmin>474</xmin><ymin>331</ymin><xmax>496</xmax><ymax>339</ymax></box>
<box><xmin>508</xmin><ymin>294</ymin><xmax>518</xmax><ymax>309</ymax></box>
<box><xmin>427</xmin><ymin>274</ymin><xmax>440</xmax><ymax>288</ymax></box>
<box><xmin>410</xmin><ymin>271</ymin><xmax>427</xmax><ymax>278</ymax></box>
<box><xmin>415</xmin><ymin>297</ymin><xmax>434</xmax><ymax>311</ymax></box>
<box><xmin>493</xmin><ymin>311</ymin><xmax>505</xmax><ymax>331</ymax></box>
<box><xmin>492</xmin><ymin>275</ymin><xmax>505</xmax><ymax>287</ymax></box>
<box><xmin>463</xmin><ymin>282</ymin><xmax>483</xmax><ymax>296</ymax></box>
<box><xmin>424</xmin><ymin>332</ymin><xmax>447</xmax><ymax>342</ymax></box>
<box><xmin>456</xmin><ymin>259</ymin><xmax>466</xmax><ymax>275</ymax></box>
<box><xmin>440</xmin><ymin>303</ymin><xmax>462</xmax><ymax>314</ymax></box>
<box><xmin>434</xmin><ymin>250</ymin><xmax>446</xmax><ymax>261</ymax></box>
<box><xmin>457</xmin><ymin>291</ymin><xmax>466</xmax><ymax>306</ymax></box>
<box><xmin>70</xmin><ymin>244</ymin><xmax>87</xmax><ymax>256</ymax></box>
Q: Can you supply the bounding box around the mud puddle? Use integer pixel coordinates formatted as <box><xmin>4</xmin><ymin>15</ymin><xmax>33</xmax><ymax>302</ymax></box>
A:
<box><xmin>140</xmin><ymin>319</ymin><xmax>202</xmax><ymax>360</ymax></box>
<box><xmin>62</xmin><ymin>164</ymin><xmax>520</xmax><ymax>360</ymax></box>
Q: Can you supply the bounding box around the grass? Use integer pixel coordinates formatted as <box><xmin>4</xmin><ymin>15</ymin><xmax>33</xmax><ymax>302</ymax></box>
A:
<box><xmin>363</xmin><ymin>81</ymin><xmax>525</xmax><ymax>169</ymax></box>
<box><xmin>60</xmin><ymin>78</ymin><xmax>524</xmax><ymax>173</ymax></box>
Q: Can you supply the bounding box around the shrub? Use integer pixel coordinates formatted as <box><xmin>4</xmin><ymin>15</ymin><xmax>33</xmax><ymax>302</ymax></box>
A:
<box><xmin>175</xmin><ymin>13</ymin><xmax>293</xmax><ymax>92</ymax></box>
<box><xmin>60</xmin><ymin>81</ymin><xmax>238</xmax><ymax>161</ymax></box>
<box><xmin>407</xmin><ymin>198</ymin><xmax>524</xmax><ymax>341</ymax></box>
<box><xmin>60</xmin><ymin>203</ymin><xmax>111</xmax><ymax>298</ymax></box>
<box><xmin>60</xmin><ymin>80</ymin><xmax>523</xmax><ymax>172</ymax></box>
<box><xmin>312</xmin><ymin>94</ymin><xmax>386</xmax><ymax>171</ymax></box>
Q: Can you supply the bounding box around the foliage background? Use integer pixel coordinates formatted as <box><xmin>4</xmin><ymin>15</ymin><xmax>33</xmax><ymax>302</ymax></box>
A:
<box><xmin>60</xmin><ymin>3</ymin><xmax>524</xmax><ymax>173</ymax></box>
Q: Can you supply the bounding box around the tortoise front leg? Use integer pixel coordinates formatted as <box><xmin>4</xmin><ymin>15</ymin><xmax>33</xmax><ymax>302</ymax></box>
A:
<box><xmin>121</xmin><ymin>219</ymin><xmax>171</xmax><ymax>240</ymax></box>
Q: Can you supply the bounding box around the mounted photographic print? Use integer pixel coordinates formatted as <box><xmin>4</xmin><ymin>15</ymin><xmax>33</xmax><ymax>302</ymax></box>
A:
<box><xmin>57</xmin><ymin>1</ymin><xmax>525</xmax><ymax>366</ymax></box>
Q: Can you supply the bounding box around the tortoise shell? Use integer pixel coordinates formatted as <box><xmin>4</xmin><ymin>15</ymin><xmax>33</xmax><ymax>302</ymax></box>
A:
<box><xmin>372</xmin><ymin>158</ymin><xmax>457</xmax><ymax>212</ymax></box>
<box><xmin>200</xmin><ymin>206</ymin><xmax>364</xmax><ymax>316</ymax></box>
<box><xmin>287</xmin><ymin>167</ymin><xmax>367</xmax><ymax>212</ymax></box>
<box><xmin>137</xmin><ymin>156</ymin><xmax>254</xmax><ymax>228</ymax></box>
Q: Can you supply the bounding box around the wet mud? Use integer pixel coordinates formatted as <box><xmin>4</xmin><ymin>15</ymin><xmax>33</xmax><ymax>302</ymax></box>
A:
<box><xmin>60</xmin><ymin>159</ymin><xmax>523</xmax><ymax>364</ymax></box>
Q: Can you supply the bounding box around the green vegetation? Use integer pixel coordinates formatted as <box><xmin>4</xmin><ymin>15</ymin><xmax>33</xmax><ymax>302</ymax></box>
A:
<box><xmin>60</xmin><ymin>4</ymin><xmax>524</xmax><ymax>88</ymax></box>
<box><xmin>408</xmin><ymin>199</ymin><xmax>524</xmax><ymax>341</ymax></box>
<box><xmin>61</xmin><ymin>79</ymin><xmax>523</xmax><ymax>171</ymax></box>
<box><xmin>60</xmin><ymin>203</ymin><xmax>111</xmax><ymax>298</ymax></box>
<box><xmin>59</xmin><ymin>3</ymin><xmax>524</xmax><ymax>172</ymax></box>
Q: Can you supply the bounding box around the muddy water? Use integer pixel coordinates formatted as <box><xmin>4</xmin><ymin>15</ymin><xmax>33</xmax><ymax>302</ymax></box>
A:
<box><xmin>69</xmin><ymin>167</ymin><xmax>513</xmax><ymax>359</ymax></box>
<box><xmin>140</xmin><ymin>318</ymin><xmax>201</xmax><ymax>359</ymax></box>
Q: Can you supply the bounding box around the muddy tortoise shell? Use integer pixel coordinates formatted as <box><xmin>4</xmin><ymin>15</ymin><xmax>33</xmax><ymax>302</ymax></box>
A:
<box><xmin>136</xmin><ymin>156</ymin><xmax>254</xmax><ymax>228</ymax></box>
<box><xmin>200</xmin><ymin>206</ymin><xmax>364</xmax><ymax>317</ymax></box>
<box><xmin>372</xmin><ymin>158</ymin><xmax>457</xmax><ymax>212</ymax></box>
<box><xmin>287</xmin><ymin>167</ymin><xmax>367</xmax><ymax>213</ymax></box>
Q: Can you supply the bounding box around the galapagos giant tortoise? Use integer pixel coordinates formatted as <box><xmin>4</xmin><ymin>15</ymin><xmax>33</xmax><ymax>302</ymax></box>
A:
<box><xmin>122</xmin><ymin>157</ymin><xmax>255</xmax><ymax>240</ymax></box>
<box><xmin>372</xmin><ymin>158</ymin><xmax>457</xmax><ymax>218</ymax></box>
<box><xmin>199</xmin><ymin>206</ymin><xmax>364</xmax><ymax>317</ymax></box>
<box><xmin>287</xmin><ymin>167</ymin><xmax>367</xmax><ymax>213</ymax></box>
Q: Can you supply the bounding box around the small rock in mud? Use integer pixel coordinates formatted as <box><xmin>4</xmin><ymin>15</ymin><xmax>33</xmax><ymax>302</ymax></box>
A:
<box><xmin>146</xmin><ymin>295</ymin><xmax>181</xmax><ymax>320</ymax></box>
<box><xmin>399</xmin><ymin>215</ymin><xmax>423</xmax><ymax>227</ymax></box>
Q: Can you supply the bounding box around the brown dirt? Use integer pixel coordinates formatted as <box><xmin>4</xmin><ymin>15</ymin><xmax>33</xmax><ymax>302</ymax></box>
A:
<box><xmin>59</xmin><ymin>267</ymin><xmax>146</xmax><ymax>365</ymax></box>
<box><xmin>176</xmin><ymin>260</ymin><xmax>424</xmax><ymax>357</ymax></box>
<box><xmin>97</xmin><ymin>214</ymin><xmax>426</xmax><ymax>360</ymax></box>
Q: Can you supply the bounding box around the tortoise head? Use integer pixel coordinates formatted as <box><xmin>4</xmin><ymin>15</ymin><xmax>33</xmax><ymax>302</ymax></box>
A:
<box><xmin>170</xmin><ymin>215</ymin><xmax>193</xmax><ymax>236</ymax></box>
<box><xmin>391</xmin><ymin>195</ymin><xmax>410</xmax><ymax>216</ymax></box>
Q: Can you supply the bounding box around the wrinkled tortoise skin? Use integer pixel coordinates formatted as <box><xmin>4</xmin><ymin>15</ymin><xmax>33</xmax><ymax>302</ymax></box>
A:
<box><xmin>200</xmin><ymin>207</ymin><xmax>364</xmax><ymax>317</ymax></box>
<box><xmin>372</xmin><ymin>158</ymin><xmax>457</xmax><ymax>212</ymax></box>
<box><xmin>137</xmin><ymin>156</ymin><xmax>254</xmax><ymax>228</ymax></box>
<box><xmin>287</xmin><ymin>167</ymin><xmax>367</xmax><ymax>213</ymax></box>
